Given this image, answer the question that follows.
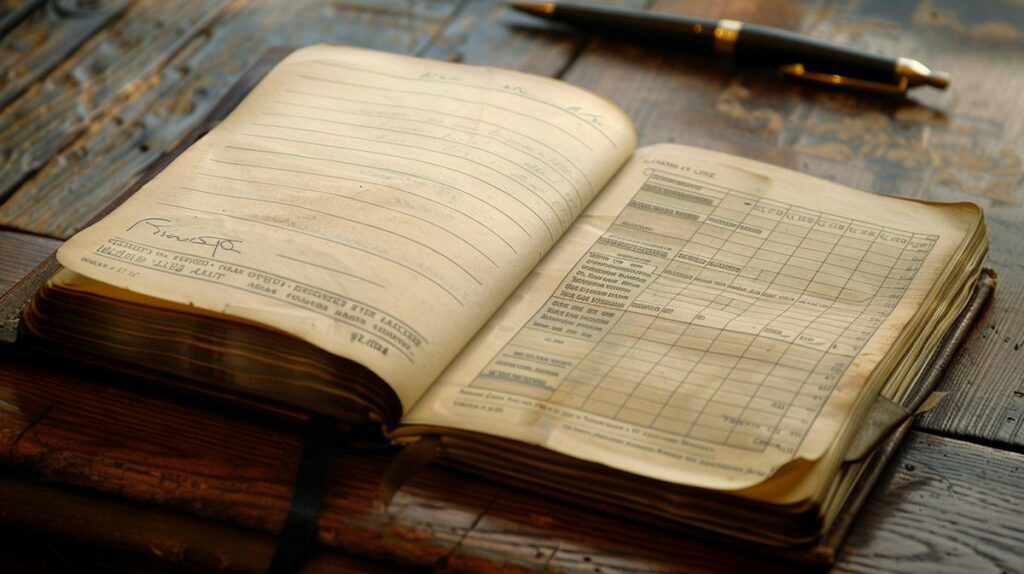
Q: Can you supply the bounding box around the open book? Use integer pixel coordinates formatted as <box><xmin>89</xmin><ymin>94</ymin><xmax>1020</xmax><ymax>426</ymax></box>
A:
<box><xmin>23</xmin><ymin>45</ymin><xmax>988</xmax><ymax>553</ymax></box>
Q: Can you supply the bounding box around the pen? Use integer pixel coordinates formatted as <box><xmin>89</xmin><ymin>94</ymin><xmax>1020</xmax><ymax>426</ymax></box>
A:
<box><xmin>511</xmin><ymin>2</ymin><xmax>950</xmax><ymax>94</ymax></box>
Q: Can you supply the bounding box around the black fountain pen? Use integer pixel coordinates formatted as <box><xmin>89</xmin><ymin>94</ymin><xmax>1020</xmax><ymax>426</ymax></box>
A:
<box><xmin>512</xmin><ymin>2</ymin><xmax>950</xmax><ymax>94</ymax></box>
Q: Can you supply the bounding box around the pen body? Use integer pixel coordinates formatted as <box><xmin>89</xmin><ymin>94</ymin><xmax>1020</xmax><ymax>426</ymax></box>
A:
<box><xmin>528</xmin><ymin>2</ymin><xmax>900</xmax><ymax>85</ymax></box>
<box><xmin>738</xmin><ymin>25</ymin><xmax>896</xmax><ymax>85</ymax></box>
<box><xmin>531</xmin><ymin>3</ymin><xmax>720</xmax><ymax>51</ymax></box>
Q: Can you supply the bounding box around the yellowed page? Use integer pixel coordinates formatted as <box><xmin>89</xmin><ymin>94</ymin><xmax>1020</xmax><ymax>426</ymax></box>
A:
<box><xmin>403</xmin><ymin>143</ymin><xmax>979</xmax><ymax>490</ymax></box>
<box><xmin>56</xmin><ymin>45</ymin><xmax>637</xmax><ymax>410</ymax></box>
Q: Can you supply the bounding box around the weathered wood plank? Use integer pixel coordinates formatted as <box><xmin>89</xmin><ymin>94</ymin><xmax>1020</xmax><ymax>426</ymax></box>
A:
<box><xmin>919</xmin><ymin>271</ymin><xmax>1024</xmax><ymax>446</ymax></box>
<box><xmin>0</xmin><ymin>1</ymin><xmax>1020</xmax><ymax>571</ymax></box>
<box><xmin>0</xmin><ymin>0</ymin><xmax>130</xmax><ymax>110</ymax></box>
<box><xmin>559</xmin><ymin>0</ymin><xmax>1024</xmax><ymax>447</ymax></box>
<box><xmin>1</xmin><ymin>348</ymin><xmax>1019</xmax><ymax>573</ymax></box>
<box><xmin>0</xmin><ymin>476</ymin><xmax>400</xmax><ymax>574</ymax></box>
<box><xmin>419</xmin><ymin>0</ymin><xmax>647</xmax><ymax>76</ymax></box>
<box><xmin>0</xmin><ymin>0</ymin><xmax>460</xmax><ymax>238</ymax></box>
<box><xmin>0</xmin><ymin>354</ymin><xmax>789</xmax><ymax>573</ymax></box>
<box><xmin>0</xmin><ymin>230</ymin><xmax>60</xmax><ymax>294</ymax></box>
<box><xmin>0</xmin><ymin>0</ymin><xmax>229</xmax><ymax>203</ymax></box>
<box><xmin>835</xmin><ymin>432</ymin><xmax>1024</xmax><ymax>574</ymax></box>
<box><xmin>0</xmin><ymin>0</ymin><xmax>43</xmax><ymax>36</ymax></box>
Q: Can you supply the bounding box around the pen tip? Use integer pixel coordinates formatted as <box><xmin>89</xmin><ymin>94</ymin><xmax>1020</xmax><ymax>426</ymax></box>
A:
<box><xmin>510</xmin><ymin>2</ymin><xmax>556</xmax><ymax>17</ymax></box>
<box><xmin>927</xmin><ymin>71</ymin><xmax>951</xmax><ymax>89</ymax></box>
<box><xmin>896</xmin><ymin>58</ymin><xmax>951</xmax><ymax>91</ymax></box>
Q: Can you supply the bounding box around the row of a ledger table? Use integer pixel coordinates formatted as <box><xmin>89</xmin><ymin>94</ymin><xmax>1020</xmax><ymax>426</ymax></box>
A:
<box><xmin>501</xmin><ymin>313</ymin><xmax>853</xmax><ymax>451</ymax></box>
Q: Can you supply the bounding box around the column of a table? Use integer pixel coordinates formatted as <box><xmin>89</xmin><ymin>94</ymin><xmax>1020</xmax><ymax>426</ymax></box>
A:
<box><xmin>672</xmin><ymin>202</ymin><xmax>807</xmax><ymax>447</ymax></box>
<box><xmin>774</xmin><ymin>227</ymin><xmax>916</xmax><ymax>452</ymax></box>
<box><xmin>726</xmin><ymin>220</ymin><xmax>882</xmax><ymax>450</ymax></box>
<box><xmin>614</xmin><ymin>191</ymin><xmax>757</xmax><ymax>439</ymax></box>
<box><xmin>649</xmin><ymin>198</ymin><xmax>791</xmax><ymax>436</ymax></box>
<box><xmin>579</xmin><ymin>190</ymin><xmax>754</xmax><ymax>426</ymax></box>
<box><xmin>706</xmin><ymin>207</ymin><xmax>827</xmax><ymax>449</ymax></box>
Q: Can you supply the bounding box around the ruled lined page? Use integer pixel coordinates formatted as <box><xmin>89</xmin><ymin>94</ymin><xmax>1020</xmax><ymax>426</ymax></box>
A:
<box><xmin>56</xmin><ymin>45</ymin><xmax>637</xmax><ymax>410</ymax></box>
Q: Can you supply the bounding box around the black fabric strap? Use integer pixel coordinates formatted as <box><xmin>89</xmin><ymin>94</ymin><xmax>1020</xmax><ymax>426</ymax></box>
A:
<box><xmin>268</xmin><ymin>414</ymin><xmax>337</xmax><ymax>574</ymax></box>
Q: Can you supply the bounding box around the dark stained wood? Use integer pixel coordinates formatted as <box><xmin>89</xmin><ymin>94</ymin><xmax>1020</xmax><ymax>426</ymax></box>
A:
<box><xmin>0</xmin><ymin>0</ymin><xmax>130</xmax><ymax>110</ymax></box>
<box><xmin>0</xmin><ymin>230</ymin><xmax>60</xmax><ymax>294</ymax></box>
<box><xmin>1</xmin><ymin>350</ymin><xmax>1019</xmax><ymax>573</ymax></box>
<box><xmin>0</xmin><ymin>354</ymin><xmax>794</xmax><ymax>573</ymax></box>
<box><xmin>0</xmin><ymin>230</ymin><xmax>60</xmax><ymax>344</ymax></box>
<box><xmin>560</xmin><ymin>0</ymin><xmax>1024</xmax><ymax>448</ymax></box>
<box><xmin>0</xmin><ymin>252</ymin><xmax>58</xmax><ymax>344</ymax></box>
<box><xmin>0</xmin><ymin>476</ymin><xmax>400</xmax><ymax>574</ymax></box>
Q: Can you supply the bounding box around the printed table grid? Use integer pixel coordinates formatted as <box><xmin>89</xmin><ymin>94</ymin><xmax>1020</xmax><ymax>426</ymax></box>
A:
<box><xmin>471</xmin><ymin>171</ymin><xmax>937</xmax><ymax>453</ymax></box>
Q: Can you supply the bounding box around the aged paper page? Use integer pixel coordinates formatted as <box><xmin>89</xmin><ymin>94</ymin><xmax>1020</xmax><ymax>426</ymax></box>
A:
<box><xmin>403</xmin><ymin>143</ymin><xmax>980</xmax><ymax>490</ymax></box>
<box><xmin>56</xmin><ymin>45</ymin><xmax>637</xmax><ymax>410</ymax></box>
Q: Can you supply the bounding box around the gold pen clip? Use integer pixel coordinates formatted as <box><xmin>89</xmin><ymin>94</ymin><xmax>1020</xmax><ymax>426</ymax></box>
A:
<box><xmin>778</xmin><ymin>63</ymin><xmax>909</xmax><ymax>94</ymax></box>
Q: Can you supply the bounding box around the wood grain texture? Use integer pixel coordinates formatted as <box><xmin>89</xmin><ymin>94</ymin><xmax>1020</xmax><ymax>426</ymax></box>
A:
<box><xmin>835</xmin><ymin>432</ymin><xmax>1024</xmax><ymax>574</ymax></box>
<box><xmin>0</xmin><ymin>47</ymin><xmax>290</xmax><ymax>345</ymax></box>
<box><xmin>0</xmin><ymin>354</ymin><xmax>795</xmax><ymax>573</ymax></box>
<box><xmin>0</xmin><ymin>476</ymin><xmax>400</xmax><ymax>574</ymax></box>
<box><xmin>419</xmin><ymin>0</ymin><xmax>647</xmax><ymax>76</ymax></box>
<box><xmin>1</xmin><ymin>350</ymin><xmax>1019</xmax><ymax>573</ymax></box>
<box><xmin>0</xmin><ymin>230</ymin><xmax>60</xmax><ymax>295</ymax></box>
<box><xmin>0</xmin><ymin>0</ymin><xmax>229</xmax><ymax>205</ymax></box>
<box><xmin>0</xmin><ymin>0</ymin><xmax>1021</xmax><ymax>571</ymax></box>
<box><xmin>561</xmin><ymin>0</ymin><xmax>1024</xmax><ymax>447</ymax></box>
<box><xmin>0</xmin><ymin>0</ymin><xmax>44</xmax><ymax>36</ymax></box>
<box><xmin>0</xmin><ymin>0</ymin><xmax>130</xmax><ymax>110</ymax></box>
<box><xmin>0</xmin><ymin>0</ymin><xmax>459</xmax><ymax>238</ymax></box>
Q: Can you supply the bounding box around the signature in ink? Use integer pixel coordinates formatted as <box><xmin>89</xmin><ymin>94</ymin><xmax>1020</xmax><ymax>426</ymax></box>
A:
<box><xmin>127</xmin><ymin>217</ymin><xmax>242</xmax><ymax>258</ymax></box>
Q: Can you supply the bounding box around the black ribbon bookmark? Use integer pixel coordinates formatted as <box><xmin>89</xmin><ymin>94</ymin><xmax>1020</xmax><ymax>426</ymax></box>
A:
<box><xmin>268</xmin><ymin>413</ymin><xmax>338</xmax><ymax>574</ymax></box>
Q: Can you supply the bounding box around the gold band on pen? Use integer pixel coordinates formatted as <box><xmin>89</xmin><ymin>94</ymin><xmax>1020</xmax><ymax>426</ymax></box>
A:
<box><xmin>713</xmin><ymin>19</ymin><xmax>742</xmax><ymax>56</ymax></box>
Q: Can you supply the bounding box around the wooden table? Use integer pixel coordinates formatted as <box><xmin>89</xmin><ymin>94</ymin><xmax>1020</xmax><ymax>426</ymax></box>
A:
<box><xmin>1</xmin><ymin>1</ymin><xmax>1022</xmax><ymax>572</ymax></box>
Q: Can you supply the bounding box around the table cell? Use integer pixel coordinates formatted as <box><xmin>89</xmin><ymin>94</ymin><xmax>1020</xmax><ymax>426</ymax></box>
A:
<box><xmin>806</xmin><ymin>229</ymin><xmax>842</xmax><ymax>245</ymax></box>
<box><xmin>624</xmin><ymin>396</ymin><xmax>663</xmax><ymax>415</ymax></box>
<box><xmin>767</xmin><ymin>364</ymin><xmax>811</xmax><ymax>383</ymax></box>
<box><xmin>868</xmin><ymin>242</ymin><xmax>903</xmax><ymax>258</ymax></box>
<box><xmin>729</xmin><ymin>232</ymin><xmax>765</xmax><ymax>247</ymax></box>
<box><xmin>709</xmin><ymin>390</ymin><xmax>751</xmax><ymax>408</ymax></box>
<box><xmin>598</xmin><ymin>376</ymin><xmax>639</xmax><ymax>394</ymax></box>
<box><xmin>749</xmin><ymin>394</ymin><xmax>790</xmax><ymax>413</ymax></box>
<box><xmin>689</xmin><ymin>425</ymin><xmax>729</xmax><ymax>443</ymax></box>
<box><xmin>837</xmin><ymin>236</ymin><xmax>873</xmax><ymax>250</ymax></box>
<box><xmin>677</xmin><ymin>377</ymin><xmax>720</xmax><ymax>397</ymax></box>
<box><xmin>582</xmin><ymin>399</ymin><xmax>620</xmax><ymax>418</ymax></box>
<box><xmin>619</xmin><ymin>409</ymin><xmax>655</xmax><ymax>426</ymax></box>
<box><xmin>726</xmin><ymin>433</ymin><xmax>766</xmax><ymax>450</ymax></box>
<box><xmin>697</xmin><ymin>409</ymin><xmax>738</xmax><ymax>429</ymax></box>
<box><xmin>629</xmin><ymin>339</ymin><xmax>667</xmax><ymax>355</ymax></box>
<box><xmin>721</xmin><ymin>242</ymin><xmax>758</xmax><ymax>259</ymax></box>
<box><xmin>830</xmin><ymin>246</ymin><xmax>866</xmax><ymax>261</ymax></box>
<box><xmin>633</xmin><ymin>385</ymin><xmax>673</xmax><ymax>403</ymax></box>
<box><xmin>552</xmin><ymin>393</ymin><xmax>587</xmax><ymax>409</ymax></box>
<box><xmin>652</xmin><ymin>416</ymin><xmax>693</xmax><ymax>435</ymax></box>
<box><xmin>736</xmin><ymin>356</ymin><xmax>775</xmax><ymax>374</ymax></box>
<box><xmin>805</xmin><ymin>282</ymin><xmax>842</xmax><ymax>299</ymax></box>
